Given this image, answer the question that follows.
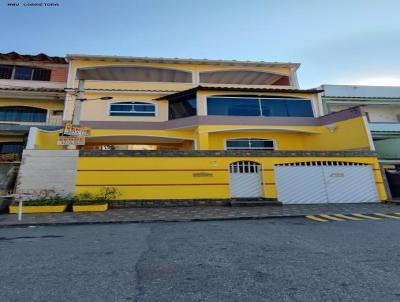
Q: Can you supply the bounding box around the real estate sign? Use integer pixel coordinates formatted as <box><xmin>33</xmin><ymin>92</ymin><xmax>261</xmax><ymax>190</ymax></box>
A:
<box><xmin>57</xmin><ymin>136</ymin><xmax>85</xmax><ymax>146</ymax></box>
<box><xmin>63</xmin><ymin>123</ymin><xmax>91</xmax><ymax>137</ymax></box>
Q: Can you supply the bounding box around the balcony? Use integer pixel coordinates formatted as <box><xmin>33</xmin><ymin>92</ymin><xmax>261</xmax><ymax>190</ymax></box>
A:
<box><xmin>369</xmin><ymin>122</ymin><xmax>400</xmax><ymax>132</ymax></box>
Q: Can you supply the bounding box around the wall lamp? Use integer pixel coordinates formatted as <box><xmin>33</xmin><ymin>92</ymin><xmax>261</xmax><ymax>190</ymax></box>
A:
<box><xmin>76</xmin><ymin>96</ymin><xmax>113</xmax><ymax>102</ymax></box>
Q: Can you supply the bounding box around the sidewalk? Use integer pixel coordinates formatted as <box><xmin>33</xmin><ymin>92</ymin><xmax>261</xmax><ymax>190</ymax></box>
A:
<box><xmin>0</xmin><ymin>203</ymin><xmax>399</xmax><ymax>227</ymax></box>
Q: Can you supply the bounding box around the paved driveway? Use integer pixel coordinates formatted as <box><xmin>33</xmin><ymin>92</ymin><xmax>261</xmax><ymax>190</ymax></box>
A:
<box><xmin>1</xmin><ymin>218</ymin><xmax>400</xmax><ymax>301</ymax></box>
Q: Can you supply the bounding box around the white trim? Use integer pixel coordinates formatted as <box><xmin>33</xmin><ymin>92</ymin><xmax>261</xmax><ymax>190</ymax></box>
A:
<box><xmin>192</xmin><ymin>71</ymin><xmax>199</xmax><ymax>86</ymax></box>
<box><xmin>290</xmin><ymin>68</ymin><xmax>300</xmax><ymax>88</ymax></box>
<box><xmin>224</xmin><ymin>138</ymin><xmax>277</xmax><ymax>150</ymax></box>
<box><xmin>362</xmin><ymin>115</ymin><xmax>376</xmax><ymax>151</ymax></box>
<box><xmin>107</xmin><ymin>101</ymin><xmax>158</xmax><ymax>117</ymax></box>
<box><xmin>26</xmin><ymin>127</ymin><xmax>38</xmax><ymax>149</ymax></box>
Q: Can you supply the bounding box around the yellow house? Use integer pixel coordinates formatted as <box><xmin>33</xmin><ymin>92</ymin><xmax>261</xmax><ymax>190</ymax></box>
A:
<box><xmin>22</xmin><ymin>54</ymin><xmax>389</xmax><ymax>204</ymax></box>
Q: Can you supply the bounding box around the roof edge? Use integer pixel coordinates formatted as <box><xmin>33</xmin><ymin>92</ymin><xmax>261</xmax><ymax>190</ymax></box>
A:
<box><xmin>155</xmin><ymin>86</ymin><xmax>323</xmax><ymax>100</ymax></box>
<box><xmin>66</xmin><ymin>54</ymin><xmax>300</xmax><ymax>69</ymax></box>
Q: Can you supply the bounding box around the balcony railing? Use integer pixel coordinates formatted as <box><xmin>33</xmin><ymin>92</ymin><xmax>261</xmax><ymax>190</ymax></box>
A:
<box><xmin>369</xmin><ymin>122</ymin><xmax>400</xmax><ymax>132</ymax></box>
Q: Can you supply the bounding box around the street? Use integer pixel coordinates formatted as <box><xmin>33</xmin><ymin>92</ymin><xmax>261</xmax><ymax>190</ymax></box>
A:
<box><xmin>1</xmin><ymin>218</ymin><xmax>400</xmax><ymax>302</ymax></box>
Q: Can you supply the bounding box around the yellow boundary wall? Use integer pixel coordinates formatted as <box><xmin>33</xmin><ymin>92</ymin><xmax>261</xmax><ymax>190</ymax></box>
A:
<box><xmin>76</xmin><ymin>155</ymin><xmax>387</xmax><ymax>201</ymax></box>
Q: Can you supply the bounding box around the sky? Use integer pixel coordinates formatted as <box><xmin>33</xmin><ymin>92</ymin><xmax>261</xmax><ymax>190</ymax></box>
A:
<box><xmin>1</xmin><ymin>0</ymin><xmax>400</xmax><ymax>88</ymax></box>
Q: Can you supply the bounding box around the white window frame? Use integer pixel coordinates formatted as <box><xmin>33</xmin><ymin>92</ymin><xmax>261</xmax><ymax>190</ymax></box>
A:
<box><xmin>224</xmin><ymin>138</ymin><xmax>276</xmax><ymax>150</ymax></box>
<box><xmin>108</xmin><ymin>101</ymin><xmax>157</xmax><ymax>117</ymax></box>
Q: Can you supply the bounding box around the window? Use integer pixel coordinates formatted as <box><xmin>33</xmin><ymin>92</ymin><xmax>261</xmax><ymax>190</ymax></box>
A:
<box><xmin>0</xmin><ymin>65</ymin><xmax>51</xmax><ymax>81</ymax></box>
<box><xmin>0</xmin><ymin>107</ymin><xmax>47</xmax><ymax>122</ymax></box>
<box><xmin>207</xmin><ymin>97</ymin><xmax>260</xmax><ymax>116</ymax></box>
<box><xmin>14</xmin><ymin>66</ymin><xmax>33</xmax><ymax>80</ymax></box>
<box><xmin>109</xmin><ymin>102</ymin><xmax>156</xmax><ymax>116</ymax></box>
<box><xmin>0</xmin><ymin>65</ymin><xmax>13</xmax><ymax>79</ymax></box>
<box><xmin>226</xmin><ymin>139</ymin><xmax>275</xmax><ymax>150</ymax></box>
<box><xmin>0</xmin><ymin>142</ymin><xmax>24</xmax><ymax>154</ymax></box>
<box><xmin>169</xmin><ymin>95</ymin><xmax>197</xmax><ymax>119</ymax></box>
<box><xmin>207</xmin><ymin>96</ymin><xmax>314</xmax><ymax>117</ymax></box>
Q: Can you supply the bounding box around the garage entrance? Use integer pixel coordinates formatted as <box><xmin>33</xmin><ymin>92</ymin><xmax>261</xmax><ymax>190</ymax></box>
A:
<box><xmin>275</xmin><ymin>161</ymin><xmax>379</xmax><ymax>204</ymax></box>
<box><xmin>229</xmin><ymin>161</ymin><xmax>262</xmax><ymax>198</ymax></box>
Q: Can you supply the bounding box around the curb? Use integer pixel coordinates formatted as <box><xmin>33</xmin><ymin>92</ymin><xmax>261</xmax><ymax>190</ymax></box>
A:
<box><xmin>0</xmin><ymin>214</ymin><xmax>307</xmax><ymax>228</ymax></box>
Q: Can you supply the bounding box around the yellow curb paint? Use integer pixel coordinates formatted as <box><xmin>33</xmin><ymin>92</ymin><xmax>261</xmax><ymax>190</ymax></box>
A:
<box><xmin>319</xmin><ymin>214</ymin><xmax>346</xmax><ymax>222</ymax></box>
<box><xmin>334</xmin><ymin>214</ymin><xmax>363</xmax><ymax>221</ymax></box>
<box><xmin>305</xmin><ymin>215</ymin><xmax>328</xmax><ymax>222</ymax></box>
<box><xmin>352</xmin><ymin>214</ymin><xmax>382</xmax><ymax>220</ymax></box>
<box><xmin>374</xmin><ymin>213</ymin><xmax>400</xmax><ymax>220</ymax></box>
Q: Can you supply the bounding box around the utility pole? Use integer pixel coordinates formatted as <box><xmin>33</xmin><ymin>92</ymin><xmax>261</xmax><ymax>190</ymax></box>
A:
<box><xmin>72</xmin><ymin>79</ymin><xmax>85</xmax><ymax>126</ymax></box>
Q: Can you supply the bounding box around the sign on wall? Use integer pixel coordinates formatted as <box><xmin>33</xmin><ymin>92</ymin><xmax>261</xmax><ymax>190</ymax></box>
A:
<box><xmin>63</xmin><ymin>123</ymin><xmax>91</xmax><ymax>137</ymax></box>
<box><xmin>57</xmin><ymin>136</ymin><xmax>86</xmax><ymax>146</ymax></box>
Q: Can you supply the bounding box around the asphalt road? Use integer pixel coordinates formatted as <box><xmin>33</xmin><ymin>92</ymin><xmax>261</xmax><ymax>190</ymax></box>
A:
<box><xmin>1</xmin><ymin>218</ymin><xmax>400</xmax><ymax>302</ymax></box>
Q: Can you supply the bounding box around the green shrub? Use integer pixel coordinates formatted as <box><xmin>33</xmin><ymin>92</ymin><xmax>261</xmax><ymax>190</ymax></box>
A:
<box><xmin>19</xmin><ymin>199</ymin><xmax>71</xmax><ymax>206</ymax></box>
<box><xmin>74</xmin><ymin>187</ymin><xmax>121</xmax><ymax>205</ymax></box>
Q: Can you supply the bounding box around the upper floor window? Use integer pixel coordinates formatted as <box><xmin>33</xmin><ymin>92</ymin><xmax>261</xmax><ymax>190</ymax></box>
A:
<box><xmin>207</xmin><ymin>96</ymin><xmax>314</xmax><ymax>117</ymax></box>
<box><xmin>0</xmin><ymin>106</ymin><xmax>47</xmax><ymax>122</ymax></box>
<box><xmin>109</xmin><ymin>102</ymin><xmax>156</xmax><ymax>117</ymax></box>
<box><xmin>226</xmin><ymin>139</ymin><xmax>275</xmax><ymax>150</ymax></box>
<box><xmin>169</xmin><ymin>95</ymin><xmax>197</xmax><ymax>120</ymax></box>
<box><xmin>0</xmin><ymin>65</ymin><xmax>51</xmax><ymax>81</ymax></box>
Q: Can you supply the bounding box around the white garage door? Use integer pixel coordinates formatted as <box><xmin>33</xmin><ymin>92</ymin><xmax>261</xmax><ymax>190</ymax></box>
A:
<box><xmin>229</xmin><ymin>161</ymin><xmax>262</xmax><ymax>198</ymax></box>
<box><xmin>275</xmin><ymin>162</ymin><xmax>379</xmax><ymax>204</ymax></box>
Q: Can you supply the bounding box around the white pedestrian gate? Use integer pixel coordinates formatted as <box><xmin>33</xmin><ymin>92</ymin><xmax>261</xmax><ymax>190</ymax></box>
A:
<box><xmin>275</xmin><ymin>161</ymin><xmax>379</xmax><ymax>204</ymax></box>
<box><xmin>229</xmin><ymin>161</ymin><xmax>262</xmax><ymax>198</ymax></box>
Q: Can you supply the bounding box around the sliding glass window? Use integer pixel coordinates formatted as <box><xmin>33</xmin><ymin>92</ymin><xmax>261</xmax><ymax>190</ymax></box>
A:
<box><xmin>207</xmin><ymin>96</ymin><xmax>314</xmax><ymax>117</ymax></box>
<box><xmin>206</xmin><ymin>97</ymin><xmax>260</xmax><ymax>116</ymax></box>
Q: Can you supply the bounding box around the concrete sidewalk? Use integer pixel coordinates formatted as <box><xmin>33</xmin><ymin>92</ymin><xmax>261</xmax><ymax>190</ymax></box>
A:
<box><xmin>0</xmin><ymin>203</ymin><xmax>399</xmax><ymax>227</ymax></box>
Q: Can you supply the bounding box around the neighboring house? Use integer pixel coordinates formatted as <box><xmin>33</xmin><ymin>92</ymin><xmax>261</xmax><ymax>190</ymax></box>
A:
<box><xmin>0</xmin><ymin>52</ymin><xmax>67</xmax><ymax>156</ymax></box>
<box><xmin>320</xmin><ymin>84</ymin><xmax>400</xmax><ymax>199</ymax></box>
<box><xmin>20</xmin><ymin>55</ymin><xmax>388</xmax><ymax>204</ymax></box>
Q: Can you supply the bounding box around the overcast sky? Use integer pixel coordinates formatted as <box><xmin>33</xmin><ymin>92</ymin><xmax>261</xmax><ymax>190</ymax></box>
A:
<box><xmin>1</xmin><ymin>0</ymin><xmax>400</xmax><ymax>88</ymax></box>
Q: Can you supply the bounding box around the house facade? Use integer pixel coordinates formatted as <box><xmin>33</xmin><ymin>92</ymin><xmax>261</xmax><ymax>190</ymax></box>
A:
<box><xmin>18</xmin><ymin>55</ymin><xmax>388</xmax><ymax>204</ymax></box>
<box><xmin>0</xmin><ymin>52</ymin><xmax>67</xmax><ymax>157</ymax></box>
<box><xmin>320</xmin><ymin>84</ymin><xmax>400</xmax><ymax>198</ymax></box>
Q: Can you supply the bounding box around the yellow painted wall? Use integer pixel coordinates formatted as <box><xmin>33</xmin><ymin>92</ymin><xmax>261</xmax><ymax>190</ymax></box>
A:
<box><xmin>303</xmin><ymin>117</ymin><xmax>371</xmax><ymax>150</ymax></box>
<box><xmin>64</xmin><ymin>59</ymin><xmax>295</xmax><ymax>121</ymax></box>
<box><xmin>0</xmin><ymin>98</ymin><xmax>63</xmax><ymax>111</ymax></box>
<box><xmin>34</xmin><ymin>129</ymin><xmax>64</xmax><ymax>150</ymax></box>
<box><xmin>76</xmin><ymin>156</ymin><xmax>387</xmax><ymax>201</ymax></box>
<box><xmin>78</xmin><ymin>93</ymin><xmax>169</xmax><ymax>122</ymax></box>
<box><xmin>208</xmin><ymin>131</ymin><xmax>306</xmax><ymax>150</ymax></box>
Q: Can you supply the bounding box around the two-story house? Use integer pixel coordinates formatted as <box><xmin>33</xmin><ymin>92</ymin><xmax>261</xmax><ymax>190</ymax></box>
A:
<box><xmin>20</xmin><ymin>55</ymin><xmax>388</xmax><ymax>204</ymax></box>
<box><xmin>320</xmin><ymin>85</ymin><xmax>400</xmax><ymax>198</ymax></box>
<box><xmin>0</xmin><ymin>52</ymin><xmax>67</xmax><ymax>157</ymax></box>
